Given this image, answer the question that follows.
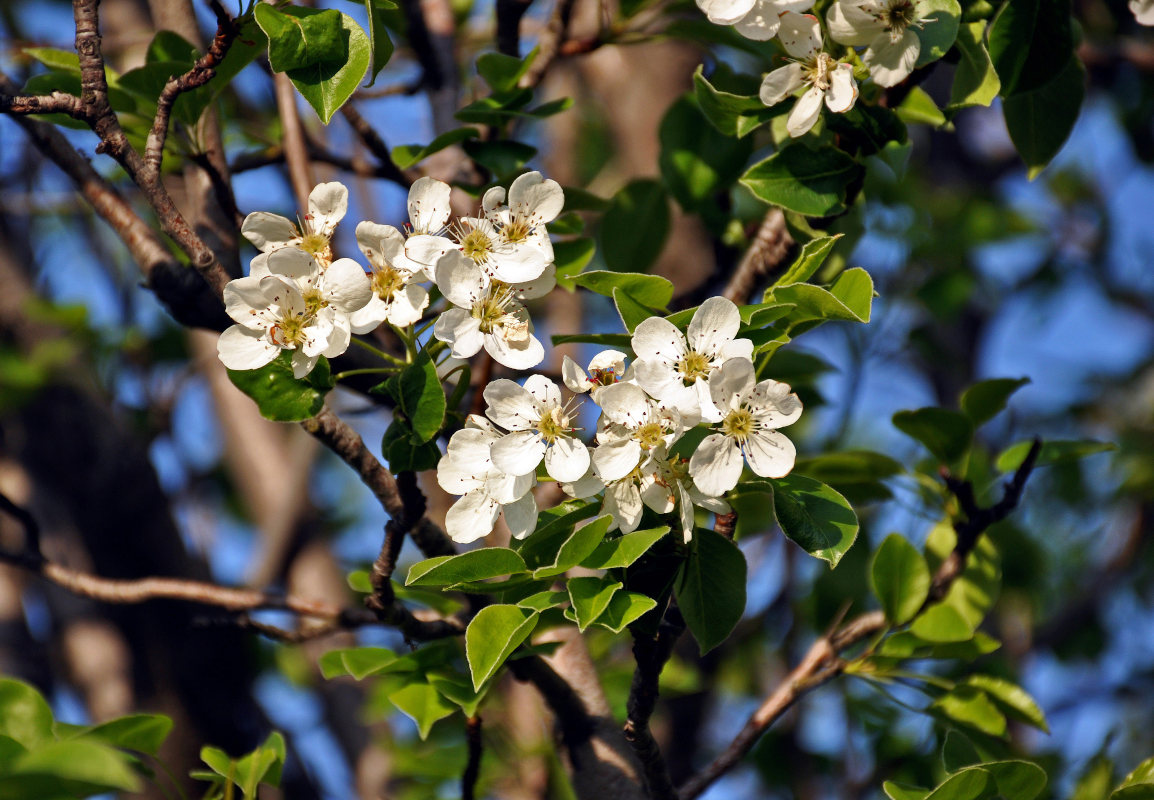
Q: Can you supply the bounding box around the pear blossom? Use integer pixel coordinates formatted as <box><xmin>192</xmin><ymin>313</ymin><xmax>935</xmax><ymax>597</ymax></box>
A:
<box><xmin>348</xmin><ymin>221</ymin><xmax>429</xmax><ymax>333</ymax></box>
<box><xmin>640</xmin><ymin>448</ymin><xmax>732</xmax><ymax>542</ymax></box>
<box><xmin>437</xmin><ymin>416</ymin><xmax>538</xmax><ymax>542</ymax></box>
<box><xmin>560</xmin><ymin>462</ymin><xmax>650</xmax><ymax>534</ymax></box>
<box><xmin>217</xmin><ymin>248</ymin><xmax>372</xmax><ymax>378</ymax></box>
<box><xmin>759</xmin><ymin>11</ymin><xmax>859</xmax><ymax>137</ymax></box>
<box><xmin>483</xmin><ymin>376</ymin><xmax>590</xmax><ymax>482</ymax></box>
<box><xmin>241</xmin><ymin>182</ymin><xmax>348</xmax><ymax>263</ymax></box>
<box><xmin>479</xmin><ymin>171</ymin><xmax>564</xmax><ymax>283</ymax></box>
<box><xmin>1131</xmin><ymin>0</ymin><xmax>1154</xmax><ymax>24</ymax></box>
<box><xmin>591</xmin><ymin>382</ymin><xmax>686</xmax><ymax>483</ymax></box>
<box><xmin>695</xmin><ymin>0</ymin><xmax>814</xmax><ymax>40</ymax></box>
<box><xmin>433</xmin><ymin>249</ymin><xmax>546</xmax><ymax>370</ymax></box>
<box><xmin>632</xmin><ymin>296</ymin><xmax>752</xmax><ymax>423</ymax></box>
<box><xmin>688</xmin><ymin>358</ymin><xmax>803</xmax><ymax>496</ymax></box>
<box><xmin>562</xmin><ymin>350</ymin><xmax>630</xmax><ymax>398</ymax></box>
<box><xmin>827</xmin><ymin>0</ymin><xmax>934</xmax><ymax>87</ymax></box>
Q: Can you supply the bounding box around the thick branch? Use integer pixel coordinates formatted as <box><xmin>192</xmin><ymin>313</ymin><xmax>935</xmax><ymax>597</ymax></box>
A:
<box><xmin>0</xmin><ymin>91</ymin><xmax>84</xmax><ymax>117</ymax></box>
<box><xmin>624</xmin><ymin>606</ymin><xmax>685</xmax><ymax>800</ymax></box>
<box><xmin>678</xmin><ymin>439</ymin><xmax>1044</xmax><ymax>799</ymax></box>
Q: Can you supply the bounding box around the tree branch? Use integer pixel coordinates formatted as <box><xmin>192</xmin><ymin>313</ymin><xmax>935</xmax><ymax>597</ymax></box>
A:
<box><xmin>623</xmin><ymin>606</ymin><xmax>685</xmax><ymax>800</ymax></box>
<box><xmin>496</xmin><ymin>0</ymin><xmax>534</xmax><ymax>56</ymax></box>
<box><xmin>722</xmin><ymin>208</ymin><xmax>795</xmax><ymax>304</ymax></box>
<box><xmin>462</xmin><ymin>715</ymin><xmax>484</xmax><ymax>800</ymax></box>
<box><xmin>678</xmin><ymin>438</ymin><xmax>1044</xmax><ymax>799</ymax></box>
<box><xmin>520</xmin><ymin>0</ymin><xmax>579</xmax><ymax>88</ymax></box>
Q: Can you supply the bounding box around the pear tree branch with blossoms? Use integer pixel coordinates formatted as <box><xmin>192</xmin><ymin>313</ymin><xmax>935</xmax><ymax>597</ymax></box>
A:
<box><xmin>0</xmin><ymin>0</ymin><xmax>1149</xmax><ymax>797</ymax></box>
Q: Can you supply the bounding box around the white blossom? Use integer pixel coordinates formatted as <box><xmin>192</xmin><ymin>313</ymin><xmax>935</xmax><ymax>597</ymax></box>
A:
<box><xmin>480</xmin><ymin>171</ymin><xmax>564</xmax><ymax>283</ymax></box>
<box><xmin>640</xmin><ymin>448</ymin><xmax>732</xmax><ymax>542</ymax></box>
<box><xmin>240</xmin><ymin>182</ymin><xmax>348</xmax><ymax>263</ymax></box>
<box><xmin>217</xmin><ymin>248</ymin><xmax>371</xmax><ymax>378</ymax></box>
<box><xmin>562</xmin><ymin>350</ymin><xmax>630</xmax><ymax>399</ymax></box>
<box><xmin>632</xmin><ymin>297</ymin><xmax>753</xmax><ymax>423</ymax></box>
<box><xmin>437</xmin><ymin>416</ymin><xmax>538</xmax><ymax>542</ymax></box>
<box><xmin>827</xmin><ymin>0</ymin><xmax>934</xmax><ymax>87</ymax></box>
<box><xmin>688</xmin><ymin>358</ymin><xmax>803</xmax><ymax>496</ymax></box>
<box><xmin>348</xmin><ymin>221</ymin><xmax>429</xmax><ymax>333</ymax></box>
<box><xmin>1131</xmin><ymin>0</ymin><xmax>1154</xmax><ymax>24</ymax></box>
<box><xmin>759</xmin><ymin>11</ymin><xmax>859</xmax><ymax>137</ymax></box>
<box><xmin>483</xmin><ymin>376</ymin><xmax>590</xmax><ymax>483</ymax></box>
<box><xmin>591</xmin><ymin>382</ymin><xmax>685</xmax><ymax>483</ymax></box>
<box><xmin>432</xmin><ymin>250</ymin><xmax>545</xmax><ymax>370</ymax></box>
<box><xmin>696</xmin><ymin>0</ymin><xmax>815</xmax><ymax>39</ymax></box>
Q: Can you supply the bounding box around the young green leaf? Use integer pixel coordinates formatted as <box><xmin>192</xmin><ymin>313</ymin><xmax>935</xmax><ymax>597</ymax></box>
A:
<box><xmin>871</xmin><ymin>534</ymin><xmax>931</xmax><ymax>625</ymax></box>
<box><xmin>741</xmin><ymin>145</ymin><xmax>863</xmax><ymax>217</ymax></box>
<box><xmin>675</xmin><ymin>529</ymin><xmax>747</xmax><ymax>654</ymax></box>
<box><xmin>932</xmin><ymin>686</ymin><xmax>1008</xmax><ymax>738</ymax></box>
<box><xmin>772</xmin><ymin>474</ymin><xmax>859</xmax><ymax>568</ymax></box>
<box><xmin>567</xmin><ymin>577</ymin><xmax>623</xmax><ymax>632</ymax></box>
<box><xmin>773</xmin><ymin>235</ymin><xmax>842</xmax><ymax>287</ymax></box>
<box><xmin>227</xmin><ymin>351</ymin><xmax>334</xmax><ymax>422</ymax></box>
<box><xmin>388</xmin><ymin>682</ymin><xmax>458</xmax><ymax>740</ymax></box>
<box><xmin>571</xmin><ymin>271</ymin><xmax>674</xmax><ymax>308</ymax></box>
<box><xmin>960</xmin><ymin>377</ymin><xmax>1029</xmax><ymax>426</ymax></box>
<box><xmin>406</xmin><ymin>548</ymin><xmax>529</xmax><ymax>587</ymax></box>
<box><xmin>465</xmin><ymin>605</ymin><xmax>539</xmax><ymax>689</ymax></box>
<box><xmin>581</xmin><ymin>526</ymin><xmax>670</xmax><ymax>570</ymax></box>
<box><xmin>599</xmin><ymin>179</ymin><xmax>671</xmax><ymax>274</ymax></box>
<box><xmin>592</xmin><ymin>591</ymin><xmax>659</xmax><ymax>633</ymax></box>
<box><xmin>964</xmin><ymin>675</ymin><xmax>1049</xmax><ymax>733</ymax></box>
<box><xmin>892</xmin><ymin>407</ymin><xmax>973</xmax><ymax>465</ymax></box>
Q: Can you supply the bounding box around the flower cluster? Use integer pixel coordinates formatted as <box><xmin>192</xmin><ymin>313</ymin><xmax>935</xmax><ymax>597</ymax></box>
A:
<box><xmin>218</xmin><ymin>173</ymin><xmax>564</xmax><ymax>377</ymax></box>
<box><xmin>436</xmin><ymin>297</ymin><xmax>803</xmax><ymax>545</ymax></box>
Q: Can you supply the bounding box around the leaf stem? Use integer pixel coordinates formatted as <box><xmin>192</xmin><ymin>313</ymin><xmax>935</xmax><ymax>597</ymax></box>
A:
<box><xmin>351</xmin><ymin>336</ymin><xmax>406</xmax><ymax>365</ymax></box>
<box><xmin>333</xmin><ymin>367</ymin><xmax>398</xmax><ymax>382</ymax></box>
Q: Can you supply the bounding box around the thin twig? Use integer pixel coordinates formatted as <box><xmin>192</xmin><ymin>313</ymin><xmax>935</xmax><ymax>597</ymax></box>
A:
<box><xmin>496</xmin><ymin>0</ymin><xmax>534</xmax><ymax>56</ymax></box>
<box><xmin>678</xmin><ymin>439</ymin><xmax>1044</xmax><ymax>799</ymax></box>
<box><xmin>520</xmin><ymin>0</ymin><xmax>579</xmax><ymax>88</ymax></box>
<box><xmin>722</xmin><ymin>207</ymin><xmax>795</xmax><ymax>303</ymax></box>
<box><xmin>462</xmin><ymin>715</ymin><xmax>484</xmax><ymax>800</ymax></box>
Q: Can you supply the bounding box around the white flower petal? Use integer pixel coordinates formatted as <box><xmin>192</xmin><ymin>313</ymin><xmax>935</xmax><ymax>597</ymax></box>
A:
<box><xmin>778</xmin><ymin>11</ymin><xmax>823</xmax><ymax>59</ymax></box>
<box><xmin>307</xmin><ymin>182</ymin><xmax>348</xmax><ymax>233</ymax></box>
<box><xmin>749</xmin><ymin>379</ymin><xmax>804</xmax><ymax>427</ymax></box>
<box><xmin>324</xmin><ymin>258</ymin><xmax>373</xmax><ymax>312</ymax></box>
<box><xmin>1133</xmin><ymin>0</ymin><xmax>1154</xmax><ymax>23</ymax></box>
<box><xmin>787</xmin><ymin>86</ymin><xmax>826</xmax><ymax>137</ymax></box>
<box><xmin>709</xmin><ymin>357</ymin><xmax>756</xmax><ymax>410</ymax></box>
<box><xmin>688</xmin><ymin>297</ymin><xmax>742</xmax><ymax>358</ymax></box>
<box><xmin>406</xmin><ymin>234</ymin><xmax>456</xmax><ymax>269</ymax></box>
<box><xmin>503</xmin><ymin>493</ymin><xmax>539</xmax><ymax>540</ymax></box>
<box><xmin>545</xmin><ymin>437</ymin><xmax>590</xmax><ymax>483</ymax></box>
<box><xmin>408</xmin><ymin>177</ymin><xmax>452</xmax><ymax>234</ymax></box>
<box><xmin>491</xmin><ymin>430</ymin><xmax>547</xmax><ymax>475</ymax></box>
<box><xmin>743</xmin><ymin>429</ymin><xmax>797</xmax><ymax>478</ymax></box>
<box><xmin>485</xmin><ymin>379</ymin><xmax>541</xmax><ymax>431</ymax></box>
<box><xmin>721</xmin><ymin>337</ymin><xmax>755</xmax><ymax>362</ymax></box>
<box><xmin>384</xmin><ymin>283</ymin><xmax>429</xmax><ymax>328</ymax></box>
<box><xmin>523</xmin><ymin>375</ymin><xmax>562</xmax><ymax>408</ymax></box>
<box><xmin>641</xmin><ymin>475</ymin><xmax>675</xmax><ymax>514</ymax></box>
<box><xmin>562</xmin><ymin>356</ymin><xmax>592</xmax><ymax>394</ymax></box>
<box><xmin>446</xmin><ymin>490</ymin><xmax>501</xmax><ymax>543</ymax></box>
<box><xmin>508</xmin><ymin>171</ymin><xmax>565</xmax><ymax>226</ymax></box>
<box><xmin>224</xmin><ymin>276</ymin><xmax>273</xmax><ymax>328</ymax></box>
<box><xmin>241</xmin><ymin>212</ymin><xmax>297</xmax><ymax>252</ymax></box>
<box><xmin>562</xmin><ymin>469</ymin><xmax>606</xmax><ymax>499</ymax></box>
<box><xmin>482</xmin><ymin>185</ymin><xmax>506</xmax><ymax>217</ymax></box>
<box><xmin>760</xmin><ymin>63</ymin><xmax>806</xmax><ymax>106</ymax></box>
<box><xmin>435</xmin><ymin>308</ymin><xmax>484</xmax><ymax>358</ymax></box>
<box><xmin>290</xmin><ymin>349</ymin><xmax>319</xmax><ymax>378</ymax></box>
<box><xmin>592</xmin><ymin>438</ymin><xmax>643</xmax><ymax>483</ymax></box>
<box><xmin>217</xmin><ymin>325</ymin><xmax>278</xmax><ymax>370</ymax></box>
<box><xmin>864</xmin><ymin>30</ymin><xmax>920</xmax><ymax>88</ymax></box>
<box><xmin>735</xmin><ymin>0</ymin><xmax>784</xmax><ymax>40</ymax></box>
<box><xmin>697</xmin><ymin>0</ymin><xmax>757</xmax><ymax>24</ymax></box>
<box><xmin>321</xmin><ymin>314</ymin><xmax>351</xmax><ymax>358</ymax></box>
<box><xmin>435</xmin><ymin>250</ymin><xmax>486</xmax><ymax>309</ymax></box>
<box><xmin>485</xmin><ymin>330</ymin><xmax>545</xmax><ymax>370</ymax></box>
<box><xmin>827</xmin><ymin>0</ymin><xmax>884</xmax><ymax>45</ymax></box>
<box><xmin>689</xmin><ymin>433</ymin><xmax>744</xmax><ymax>496</ymax></box>
<box><xmin>631</xmin><ymin>316</ymin><xmax>687</xmax><ymax>364</ymax></box>
<box><xmin>266</xmin><ymin>247</ymin><xmax>318</xmax><ymax>281</ymax></box>
<box><xmin>597</xmin><ymin>382</ymin><xmax>651</xmax><ymax>429</ymax></box>
<box><xmin>604</xmin><ymin>480</ymin><xmax>644</xmax><ymax>533</ymax></box>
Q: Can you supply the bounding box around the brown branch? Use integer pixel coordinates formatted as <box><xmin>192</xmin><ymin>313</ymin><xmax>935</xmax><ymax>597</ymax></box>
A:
<box><xmin>722</xmin><ymin>208</ymin><xmax>795</xmax><ymax>304</ymax></box>
<box><xmin>143</xmin><ymin>6</ymin><xmax>239</xmax><ymax>174</ymax></box>
<box><xmin>497</xmin><ymin>0</ymin><xmax>534</xmax><ymax>56</ymax></box>
<box><xmin>462</xmin><ymin>715</ymin><xmax>484</xmax><ymax>800</ymax></box>
<box><xmin>623</xmin><ymin>606</ymin><xmax>685</xmax><ymax>800</ymax></box>
<box><xmin>0</xmin><ymin>91</ymin><xmax>85</xmax><ymax>117</ymax></box>
<box><xmin>520</xmin><ymin>0</ymin><xmax>579</xmax><ymax>88</ymax></box>
<box><xmin>678</xmin><ymin>438</ymin><xmax>1044</xmax><ymax>800</ymax></box>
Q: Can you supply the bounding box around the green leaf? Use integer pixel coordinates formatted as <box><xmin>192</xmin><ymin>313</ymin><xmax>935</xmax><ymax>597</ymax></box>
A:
<box><xmin>532</xmin><ymin>515</ymin><xmax>613</xmax><ymax>578</ymax></box>
<box><xmin>1114</xmin><ymin>756</ymin><xmax>1154</xmax><ymax>798</ymax></box>
<box><xmin>773</xmin><ymin>235</ymin><xmax>841</xmax><ymax>287</ymax></box>
<box><xmin>572</xmin><ymin>270</ymin><xmax>674</xmax><ymax>308</ymax></box>
<box><xmin>793</xmin><ymin>450</ymin><xmax>903</xmax><ymax>504</ymax></box>
<box><xmin>949</xmin><ymin>22</ymin><xmax>1001</xmax><ymax>112</ymax></box>
<box><xmin>380</xmin><ymin>349</ymin><xmax>445</xmax><ymax>443</ymax></box>
<box><xmin>568</xmin><ymin>577</ymin><xmax>622</xmax><ymax>632</ymax></box>
<box><xmin>876</xmin><ymin>630</ymin><xmax>1000</xmax><ymax>659</ymax></box>
<box><xmin>581</xmin><ymin>526</ymin><xmax>670</xmax><ymax>569</ymax></box>
<box><xmin>226</xmin><ymin>352</ymin><xmax>334</xmax><ymax>422</ymax></box>
<box><xmin>1071</xmin><ymin>754</ymin><xmax>1114</xmax><ymax>800</ymax></box>
<box><xmin>463</xmin><ymin>139</ymin><xmax>537</xmax><ymax>178</ymax></box>
<box><xmin>599</xmin><ymin>179</ymin><xmax>671</xmax><ymax>273</ymax></box>
<box><xmin>884</xmin><ymin>782</ymin><xmax>931</xmax><ymax>800</ymax></box>
<box><xmin>922</xmin><ymin>768</ymin><xmax>992</xmax><ymax>800</ymax></box>
<box><xmin>897</xmin><ymin>87</ymin><xmax>948</xmax><ymax>127</ymax></box>
<box><xmin>477</xmin><ymin>50</ymin><xmax>535</xmax><ymax>92</ymax></box>
<box><xmin>926</xmin><ymin>522</ymin><xmax>1001</xmax><ymax>630</ymax></box>
<box><xmin>406</xmin><ymin>548</ymin><xmax>528</xmax><ymax>587</ymax></box>
<box><xmin>363</xmin><ymin>0</ymin><xmax>395</xmax><ymax>86</ymax></box>
<box><xmin>960</xmin><ymin>377</ymin><xmax>1029</xmax><ymax>425</ymax></box>
<box><xmin>388</xmin><ymin>682</ymin><xmax>458</xmax><ymax>739</ymax></box>
<box><xmin>1003</xmin><ymin>57</ymin><xmax>1085</xmax><ymax>177</ymax></box>
<box><xmin>72</xmin><ymin>714</ymin><xmax>173</xmax><ymax>755</ymax></box>
<box><xmin>741</xmin><ymin>145</ymin><xmax>863</xmax><ymax>217</ymax></box>
<box><xmin>613</xmin><ymin>287</ymin><xmax>659</xmax><ymax>333</ymax></box>
<box><xmin>554</xmin><ymin>238</ymin><xmax>597</xmax><ymax>290</ymax></box>
<box><xmin>964</xmin><ymin>675</ymin><xmax>1049</xmax><ymax>733</ymax></box>
<box><xmin>23</xmin><ymin>47</ymin><xmax>81</xmax><ymax>72</ymax></box>
<box><xmin>772</xmin><ymin>474</ymin><xmax>859</xmax><ymax>568</ymax></box>
<box><xmin>692</xmin><ymin>65</ymin><xmax>779</xmax><ymax>138</ymax></box>
<box><xmin>675</xmin><ymin>529</ymin><xmax>747</xmax><ymax>654</ymax></box>
<box><xmin>830</xmin><ymin>267</ymin><xmax>875</xmax><ymax>322</ymax></box>
<box><xmin>911</xmin><ymin>603</ymin><xmax>976</xmax><ymax>643</ymax></box>
<box><xmin>995</xmin><ymin>439</ymin><xmax>1115</xmax><ymax>472</ymax></box>
<box><xmin>516</xmin><ymin>590</ymin><xmax>570</xmax><ymax>612</ymax></box>
<box><xmin>551</xmin><ymin>332</ymin><xmax>634</xmax><ymax>348</ymax></box>
<box><xmin>892</xmin><ymin>407</ymin><xmax>974</xmax><ymax>464</ymax></box>
<box><xmin>283</xmin><ymin>10</ymin><xmax>371</xmax><ymax>124</ymax></box>
<box><xmin>769</xmin><ymin>282</ymin><xmax>869</xmax><ymax>324</ymax></box>
<box><xmin>255</xmin><ymin>5</ymin><xmax>345</xmax><ymax>72</ymax></box>
<box><xmin>659</xmin><ymin>95</ymin><xmax>752</xmax><ymax>213</ymax></box>
<box><xmin>593</xmin><ymin>591</ymin><xmax>659</xmax><ymax>633</ymax></box>
<box><xmin>465</xmin><ymin>605</ymin><xmax>538</xmax><ymax>689</ymax></box>
<box><xmin>988</xmin><ymin>0</ymin><xmax>1074</xmax><ymax>97</ymax></box>
<box><xmin>914</xmin><ymin>0</ymin><xmax>962</xmax><ymax>67</ymax></box>
<box><xmin>234</xmin><ymin>732</ymin><xmax>285</xmax><ymax>796</ymax></box>
<box><xmin>318</xmin><ymin>646</ymin><xmax>399</xmax><ymax>679</ymax></box>
<box><xmin>427</xmin><ymin>670</ymin><xmax>490</xmax><ymax>717</ymax></box>
<box><xmin>980</xmin><ymin>761</ymin><xmax>1047</xmax><ymax>800</ymax></box>
<box><xmin>871</xmin><ymin>534</ymin><xmax>931</xmax><ymax>625</ymax></box>
<box><xmin>381</xmin><ymin>417</ymin><xmax>441</xmax><ymax>473</ymax></box>
<box><xmin>942</xmin><ymin>730</ymin><xmax>983</xmax><ymax>772</ymax></box>
<box><xmin>1</xmin><ymin>739</ymin><xmax>141</xmax><ymax>797</ymax></box>
<box><xmin>933</xmin><ymin>686</ymin><xmax>1008</xmax><ymax>738</ymax></box>
<box><xmin>515</xmin><ymin>500</ymin><xmax>600</xmax><ymax>569</ymax></box>
<box><xmin>392</xmin><ymin>127</ymin><xmax>480</xmax><ymax>169</ymax></box>
<box><xmin>0</xmin><ymin>679</ymin><xmax>54</xmax><ymax>749</ymax></box>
